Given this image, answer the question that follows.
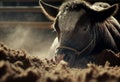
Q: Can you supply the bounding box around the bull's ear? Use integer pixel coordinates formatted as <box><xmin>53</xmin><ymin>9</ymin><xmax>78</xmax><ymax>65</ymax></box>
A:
<box><xmin>90</xmin><ymin>4</ymin><xmax>119</xmax><ymax>22</ymax></box>
<box><xmin>39</xmin><ymin>0</ymin><xmax>59</xmax><ymax>21</ymax></box>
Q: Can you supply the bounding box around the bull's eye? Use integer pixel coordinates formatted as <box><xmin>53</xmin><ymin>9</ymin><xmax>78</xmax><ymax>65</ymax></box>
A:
<box><xmin>83</xmin><ymin>28</ymin><xmax>87</xmax><ymax>31</ymax></box>
<box><xmin>81</xmin><ymin>24</ymin><xmax>89</xmax><ymax>32</ymax></box>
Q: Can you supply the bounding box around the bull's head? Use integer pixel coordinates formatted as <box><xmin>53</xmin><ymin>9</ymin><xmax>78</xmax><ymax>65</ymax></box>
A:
<box><xmin>39</xmin><ymin>0</ymin><xmax>118</xmax><ymax>21</ymax></box>
<box><xmin>39</xmin><ymin>0</ymin><xmax>119</xmax><ymax>67</ymax></box>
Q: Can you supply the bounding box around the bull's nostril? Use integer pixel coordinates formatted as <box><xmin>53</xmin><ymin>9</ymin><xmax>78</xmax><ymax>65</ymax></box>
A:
<box><xmin>64</xmin><ymin>55</ymin><xmax>70</xmax><ymax>61</ymax></box>
<box><xmin>55</xmin><ymin>54</ymin><xmax>65</xmax><ymax>63</ymax></box>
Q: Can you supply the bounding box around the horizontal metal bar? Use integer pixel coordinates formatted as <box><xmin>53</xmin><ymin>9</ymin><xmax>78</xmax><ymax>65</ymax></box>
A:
<box><xmin>0</xmin><ymin>6</ymin><xmax>43</xmax><ymax>12</ymax></box>
<box><xmin>0</xmin><ymin>20</ymin><xmax>119</xmax><ymax>28</ymax></box>
<box><xmin>0</xmin><ymin>21</ymin><xmax>53</xmax><ymax>28</ymax></box>
<box><xmin>0</xmin><ymin>0</ymin><xmax>119</xmax><ymax>2</ymax></box>
<box><xmin>0</xmin><ymin>0</ymin><xmax>63</xmax><ymax>2</ymax></box>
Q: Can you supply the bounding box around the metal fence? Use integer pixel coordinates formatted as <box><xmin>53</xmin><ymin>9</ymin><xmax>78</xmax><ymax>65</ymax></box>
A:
<box><xmin>0</xmin><ymin>0</ymin><xmax>119</xmax><ymax>28</ymax></box>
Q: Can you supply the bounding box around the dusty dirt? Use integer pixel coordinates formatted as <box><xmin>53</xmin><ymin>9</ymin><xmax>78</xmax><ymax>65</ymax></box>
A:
<box><xmin>0</xmin><ymin>42</ymin><xmax>120</xmax><ymax>82</ymax></box>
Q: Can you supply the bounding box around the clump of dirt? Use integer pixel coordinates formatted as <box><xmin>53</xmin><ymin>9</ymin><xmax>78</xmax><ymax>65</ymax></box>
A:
<box><xmin>0</xmin><ymin>42</ymin><xmax>120</xmax><ymax>82</ymax></box>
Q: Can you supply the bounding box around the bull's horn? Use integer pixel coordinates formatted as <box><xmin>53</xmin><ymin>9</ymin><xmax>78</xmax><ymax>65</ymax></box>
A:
<box><xmin>89</xmin><ymin>4</ymin><xmax>119</xmax><ymax>22</ymax></box>
<box><xmin>39</xmin><ymin>0</ymin><xmax>59</xmax><ymax>21</ymax></box>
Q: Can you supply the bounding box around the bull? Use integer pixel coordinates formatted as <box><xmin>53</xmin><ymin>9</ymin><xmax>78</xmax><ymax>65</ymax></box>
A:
<box><xmin>39</xmin><ymin>0</ymin><xmax>120</xmax><ymax>68</ymax></box>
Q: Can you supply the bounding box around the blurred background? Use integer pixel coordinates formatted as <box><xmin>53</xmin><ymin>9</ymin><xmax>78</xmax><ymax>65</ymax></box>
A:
<box><xmin>0</xmin><ymin>0</ymin><xmax>119</xmax><ymax>58</ymax></box>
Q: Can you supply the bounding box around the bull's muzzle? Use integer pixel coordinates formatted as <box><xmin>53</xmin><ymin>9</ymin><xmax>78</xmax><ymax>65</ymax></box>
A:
<box><xmin>55</xmin><ymin>54</ymin><xmax>65</xmax><ymax>63</ymax></box>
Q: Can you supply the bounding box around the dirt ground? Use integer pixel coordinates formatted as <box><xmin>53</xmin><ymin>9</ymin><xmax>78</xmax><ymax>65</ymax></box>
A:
<box><xmin>0</xmin><ymin>42</ymin><xmax>120</xmax><ymax>82</ymax></box>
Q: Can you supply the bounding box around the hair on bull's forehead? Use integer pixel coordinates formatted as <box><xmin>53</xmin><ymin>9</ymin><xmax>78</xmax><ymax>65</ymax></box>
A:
<box><xmin>59</xmin><ymin>0</ymin><xmax>91</xmax><ymax>11</ymax></box>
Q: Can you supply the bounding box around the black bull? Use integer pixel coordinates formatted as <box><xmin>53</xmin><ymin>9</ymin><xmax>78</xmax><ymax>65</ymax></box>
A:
<box><xmin>39</xmin><ymin>0</ymin><xmax>120</xmax><ymax>68</ymax></box>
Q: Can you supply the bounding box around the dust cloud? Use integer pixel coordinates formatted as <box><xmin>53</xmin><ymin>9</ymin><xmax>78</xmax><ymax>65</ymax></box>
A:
<box><xmin>0</xmin><ymin>24</ymin><xmax>56</xmax><ymax>59</ymax></box>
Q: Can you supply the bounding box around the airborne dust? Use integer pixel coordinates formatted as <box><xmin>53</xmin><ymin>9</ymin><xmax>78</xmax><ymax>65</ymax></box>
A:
<box><xmin>0</xmin><ymin>25</ymin><xmax>56</xmax><ymax>58</ymax></box>
<box><xmin>0</xmin><ymin>8</ymin><xmax>58</xmax><ymax>58</ymax></box>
